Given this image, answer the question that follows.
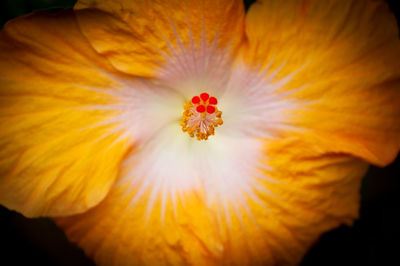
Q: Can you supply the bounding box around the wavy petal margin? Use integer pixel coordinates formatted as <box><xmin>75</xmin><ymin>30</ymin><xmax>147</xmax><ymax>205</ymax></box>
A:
<box><xmin>55</xmin><ymin>137</ymin><xmax>368</xmax><ymax>265</ymax></box>
<box><xmin>0</xmin><ymin>10</ymin><xmax>132</xmax><ymax>217</ymax></box>
<box><xmin>73</xmin><ymin>0</ymin><xmax>245</xmax><ymax>76</ymax></box>
<box><xmin>243</xmin><ymin>0</ymin><xmax>400</xmax><ymax>166</ymax></box>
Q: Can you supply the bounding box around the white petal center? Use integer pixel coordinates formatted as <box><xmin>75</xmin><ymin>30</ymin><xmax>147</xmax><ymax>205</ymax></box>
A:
<box><xmin>99</xmin><ymin>27</ymin><xmax>303</xmax><ymax>221</ymax></box>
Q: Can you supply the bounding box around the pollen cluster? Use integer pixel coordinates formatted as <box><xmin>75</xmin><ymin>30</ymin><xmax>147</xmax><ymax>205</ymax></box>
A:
<box><xmin>181</xmin><ymin>92</ymin><xmax>223</xmax><ymax>140</ymax></box>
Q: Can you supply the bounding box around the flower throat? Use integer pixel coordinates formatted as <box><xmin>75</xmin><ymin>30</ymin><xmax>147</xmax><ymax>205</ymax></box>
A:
<box><xmin>181</xmin><ymin>92</ymin><xmax>223</xmax><ymax>140</ymax></box>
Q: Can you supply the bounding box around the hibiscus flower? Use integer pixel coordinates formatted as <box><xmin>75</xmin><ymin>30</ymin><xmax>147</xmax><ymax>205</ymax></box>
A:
<box><xmin>1</xmin><ymin>0</ymin><xmax>399</xmax><ymax>265</ymax></box>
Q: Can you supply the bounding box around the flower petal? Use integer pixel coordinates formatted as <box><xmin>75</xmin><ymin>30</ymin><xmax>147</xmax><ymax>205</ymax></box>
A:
<box><xmin>0</xmin><ymin>10</ymin><xmax>131</xmax><ymax>217</ymax></box>
<box><xmin>55</xmin><ymin>136</ymin><xmax>368</xmax><ymax>266</ymax></box>
<box><xmin>73</xmin><ymin>0</ymin><xmax>245</xmax><ymax>76</ymax></box>
<box><xmin>243</xmin><ymin>0</ymin><xmax>400</xmax><ymax>166</ymax></box>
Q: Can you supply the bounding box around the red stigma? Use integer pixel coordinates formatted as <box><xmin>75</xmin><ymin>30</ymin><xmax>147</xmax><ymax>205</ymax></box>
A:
<box><xmin>206</xmin><ymin>105</ymin><xmax>216</xmax><ymax>114</ymax></box>
<box><xmin>200</xmin><ymin>92</ymin><xmax>209</xmax><ymax>101</ymax></box>
<box><xmin>191</xmin><ymin>96</ymin><xmax>200</xmax><ymax>104</ymax></box>
<box><xmin>196</xmin><ymin>105</ymin><xmax>206</xmax><ymax>113</ymax></box>
<box><xmin>209</xmin><ymin>97</ymin><xmax>217</xmax><ymax>105</ymax></box>
<box><xmin>182</xmin><ymin>93</ymin><xmax>223</xmax><ymax>140</ymax></box>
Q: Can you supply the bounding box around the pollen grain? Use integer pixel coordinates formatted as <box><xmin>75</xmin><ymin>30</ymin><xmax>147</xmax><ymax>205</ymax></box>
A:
<box><xmin>180</xmin><ymin>93</ymin><xmax>223</xmax><ymax>140</ymax></box>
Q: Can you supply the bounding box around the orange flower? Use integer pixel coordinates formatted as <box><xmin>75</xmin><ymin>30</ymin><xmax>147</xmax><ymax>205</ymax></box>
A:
<box><xmin>1</xmin><ymin>0</ymin><xmax>399</xmax><ymax>265</ymax></box>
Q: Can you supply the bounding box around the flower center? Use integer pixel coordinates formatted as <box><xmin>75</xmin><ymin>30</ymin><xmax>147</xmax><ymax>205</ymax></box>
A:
<box><xmin>181</xmin><ymin>92</ymin><xmax>223</xmax><ymax>140</ymax></box>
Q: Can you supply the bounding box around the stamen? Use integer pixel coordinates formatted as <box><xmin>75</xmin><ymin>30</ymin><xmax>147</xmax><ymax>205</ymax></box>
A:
<box><xmin>181</xmin><ymin>92</ymin><xmax>223</xmax><ymax>140</ymax></box>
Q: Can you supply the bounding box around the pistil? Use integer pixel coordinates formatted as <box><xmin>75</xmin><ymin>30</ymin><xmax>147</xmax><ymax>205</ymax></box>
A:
<box><xmin>181</xmin><ymin>92</ymin><xmax>223</xmax><ymax>140</ymax></box>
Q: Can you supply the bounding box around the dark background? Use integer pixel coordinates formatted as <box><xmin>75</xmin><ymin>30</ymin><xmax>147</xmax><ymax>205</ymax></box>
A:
<box><xmin>0</xmin><ymin>0</ymin><xmax>399</xmax><ymax>265</ymax></box>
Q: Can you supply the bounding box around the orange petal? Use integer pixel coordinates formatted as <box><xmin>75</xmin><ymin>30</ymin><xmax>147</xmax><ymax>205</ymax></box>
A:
<box><xmin>73</xmin><ymin>0</ymin><xmax>245</xmax><ymax>76</ymax></box>
<box><xmin>55</xmin><ymin>136</ymin><xmax>368</xmax><ymax>265</ymax></box>
<box><xmin>243</xmin><ymin>0</ymin><xmax>400</xmax><ymax>166</ymax></box>
<box><xmin>0</xmin><ymin>10</ymin><xmax>131</xmax><ymax>217</ymax></box>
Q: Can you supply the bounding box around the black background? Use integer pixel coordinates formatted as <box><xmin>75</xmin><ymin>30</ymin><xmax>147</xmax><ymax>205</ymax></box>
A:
<box><xmin>0</xmin><ymin>0</ymin><xmax>399</xmax><ymax>265</ymax></box>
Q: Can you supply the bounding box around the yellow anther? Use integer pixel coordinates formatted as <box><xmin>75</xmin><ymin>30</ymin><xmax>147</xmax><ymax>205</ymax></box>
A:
<box><xmin>180</xmin><ymin>93</ymin><xmax>223</xmax><ymax>141</ymax></box>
